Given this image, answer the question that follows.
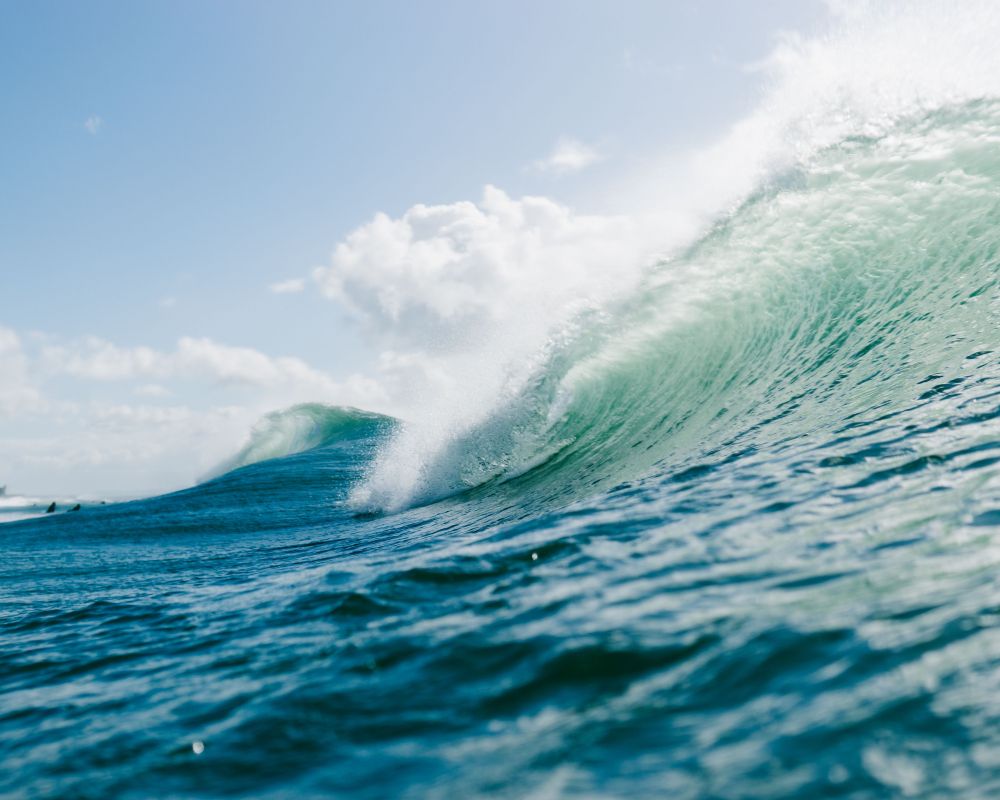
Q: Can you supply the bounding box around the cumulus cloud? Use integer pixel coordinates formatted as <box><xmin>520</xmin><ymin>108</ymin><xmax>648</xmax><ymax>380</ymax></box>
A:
<box><xmin>84</xmin><ymin>114</ymin><xmax>102</xmax><ymax>135</ymax></box>
<box><xmin>533</xmin><ymin>137</ymin><xmax>602</xmax><ymax>174</ymax></box>
<box><xmin>313</xmin><ymin>185</ymin><xmax>642</xmax><ymax>351</ymax></box>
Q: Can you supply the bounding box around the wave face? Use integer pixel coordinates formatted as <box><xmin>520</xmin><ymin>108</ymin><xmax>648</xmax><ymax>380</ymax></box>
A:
<box><xmin>355</xmin><ymin>99</ymin><xmax>1000</xmax><ymax>515</ymax></box>
<box><xmin>8</xmin><ymin>6</ymin><xmax>1000</xmax><ymax>799</ymax></box>
<box><xmin>203</xmin><ymin>403</ymin><xmax>394</xmax><ymax>480</ymax></box>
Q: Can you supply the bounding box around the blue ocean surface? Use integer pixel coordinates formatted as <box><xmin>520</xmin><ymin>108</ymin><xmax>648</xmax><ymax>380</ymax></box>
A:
<box><xmin>6</xmin><ymin>101</ymin><xmax>1000</xmax><ymax>798</ymax></box>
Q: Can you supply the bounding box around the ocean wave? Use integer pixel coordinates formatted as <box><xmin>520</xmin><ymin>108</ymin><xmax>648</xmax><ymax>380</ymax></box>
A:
<box><xmin>350</xmin><ymin>97</ymin><xmax>1000</xmax><ymax>512</ymax></box>
<box><xmin>346</xmin><ymin>0</ymin><xmax>1000</xmax><ymax>512</ymax></box>
<box><xmin>205</xmin><ymin>404</ymin><xmax>394</xmax><ymax>481</ymax></box>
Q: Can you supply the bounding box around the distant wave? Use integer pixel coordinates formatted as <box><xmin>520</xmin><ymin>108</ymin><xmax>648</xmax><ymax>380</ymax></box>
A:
<box><xmin>205</xmin><ymin>404</ymin><xmax>395</xmax><ymax>482</ymax></box>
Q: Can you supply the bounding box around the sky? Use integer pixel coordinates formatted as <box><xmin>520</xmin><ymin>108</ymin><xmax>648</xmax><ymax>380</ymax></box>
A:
<box><xmin>0</xmin><ymin>1</ymin><xmax>832</xmax><ymax>498</ymax></box>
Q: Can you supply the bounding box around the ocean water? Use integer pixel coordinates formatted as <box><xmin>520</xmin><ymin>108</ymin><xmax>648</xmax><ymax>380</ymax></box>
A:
<box><xmin>8</xmin><ymin>9</ymin><xmax>1000</xmax><ymax>800</ymax></box>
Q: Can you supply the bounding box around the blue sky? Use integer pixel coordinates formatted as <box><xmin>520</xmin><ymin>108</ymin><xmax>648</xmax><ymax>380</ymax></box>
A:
<box><xmin>0</xmin><ymin>1</ymin><xmax>830</xmax><ymax>497</ymax></box>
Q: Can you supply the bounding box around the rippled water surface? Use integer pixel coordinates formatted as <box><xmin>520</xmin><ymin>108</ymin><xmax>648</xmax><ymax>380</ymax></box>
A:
<box><xmin>5</xmin><ymin>102</ymin><xmax>1000</xmax><ymax>799</ymax></box>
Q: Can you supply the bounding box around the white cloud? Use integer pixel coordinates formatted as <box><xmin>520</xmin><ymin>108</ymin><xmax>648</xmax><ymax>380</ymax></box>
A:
<box><xmin>269</xmin><ymin>278</ymin><xmax>307</xmax><ymax>294</ymax></box>
<box><xmin>1</xmin><ymin>402</ymin><xmax>253</xmax><ymax>497</ymax></box>
<box><xmin>42</xmin><ymin>337</ymin><xmax>160</xmax><ymax>381</ymax></box>
<box><xmin>1</xmin><ymin>328</ymin><xmax>390</xmax><ymax>497</ymax></box>
<box><xmin>135</xmin><ymin>383</ymin><xmax>170</xmax><ymax>398</ymax></box>
<box><xmin>84</xmin><ymin>114</ymin><xmax>102</xmax><ymax>135</ymax></box>
<box><xmin>533</xmin><ymin>137</ymin><xmax>602</xmax><ymax>174</ymax></box>
<box><xmin>313</xmin><ymin>185</ymin><xmax>641</xmax><ymax>351</ymax></box>
<box><xmin>172</xmin><ymin>336</ymin><xmax>344</xmax><ymax>393</ymax></box>
<box><xmin>40</xmin><ymin>334</ymin><xmax>385</xmax><ymax>402</ymax></box>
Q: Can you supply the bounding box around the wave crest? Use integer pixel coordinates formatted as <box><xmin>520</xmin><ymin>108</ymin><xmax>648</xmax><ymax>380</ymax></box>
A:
<box><xmin>352</xmin><ymin>98</ymin><xmax>1000</xmax><ymax>512</ymax></box>
<box><xmin>206</xmin><ymin>404</ymin><xmax>394</xmax><ymax>481</ymax></box>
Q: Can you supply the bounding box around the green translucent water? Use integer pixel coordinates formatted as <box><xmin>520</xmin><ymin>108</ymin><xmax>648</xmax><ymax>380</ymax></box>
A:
<box><xmin>4</xmin><ymin>101</ymin><xmax>1000</xmax><ymax>798</ymax></box>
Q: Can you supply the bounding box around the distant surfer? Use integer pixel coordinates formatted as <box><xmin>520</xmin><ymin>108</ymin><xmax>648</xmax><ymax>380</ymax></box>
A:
<box><xmin>45</xmin><ymin>502</ymin><xmax>56</xmax><ymax>514</ymax></box>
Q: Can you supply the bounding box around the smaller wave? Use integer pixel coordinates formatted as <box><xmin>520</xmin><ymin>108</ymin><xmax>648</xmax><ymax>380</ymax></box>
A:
<box><xmin>204</xmin><ymin>403</ymin><xmax>395</xmax><ymax>482</ymax></box>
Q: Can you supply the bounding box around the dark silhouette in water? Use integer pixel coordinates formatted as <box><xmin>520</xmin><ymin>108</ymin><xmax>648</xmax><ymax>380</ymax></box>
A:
<box><xmin>45</xmin><ymin>502</ymin><xmax>56</xmax><ymax>514</ymax></box>
<box><xmin>70</xmin><ymin>504</ymin><xmax>81</xmax><ymax>512</ymax></box>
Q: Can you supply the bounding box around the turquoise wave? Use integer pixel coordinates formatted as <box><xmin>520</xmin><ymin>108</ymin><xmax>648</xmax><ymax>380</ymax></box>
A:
<box><xmin>352</xmin><ymin>100</ymin><xmax>1000</xmax><ymax>513</ymax></box>
<box><xmin>205</xmin><ymin>403</ymin><xmax>395</xmax><ymax>481</ymax></box>
<box><xmin>9</xmin><ymin>94</ymin><xmax>1000</xmax><ymax>800</ymax></box>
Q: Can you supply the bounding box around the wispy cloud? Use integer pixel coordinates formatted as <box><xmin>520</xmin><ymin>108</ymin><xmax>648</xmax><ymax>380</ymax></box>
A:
<box><xmin>0</xmin><ymin>326</ymin><xmax>388</xmax><ymax>496</ymax></box>
<box><xmin>269</xmin><ymin>278</ymin><xmax>307</xmax><ymax>294</ymax></box>
<box><xmin>40</xmin><ymin>335</ymin><xmax>345</xmax><ymax>392</ymax></box>
<box><xmin>84</xmin><ymin>114</ymin><xmax>103</xmax><ymax>135</ymax></box>
<box><xmin>623</xmin><ymin>47</ymin><xmax>685</xmax><ymax>78</ymax></box>
<box><xmin>532</xmin><ymin>137</ymin><xmax>602</xmax><ymax>175</ymax></box>
<box><xmin>0</xmin><ymin>326</ymin><xmax>41</xmax><ymax>414</ymax></box>
<box><xmin>135</xmin><ymin>383</ymin><xmax>170</xmax><ymax>398</ymax></box>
